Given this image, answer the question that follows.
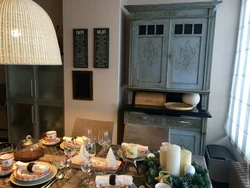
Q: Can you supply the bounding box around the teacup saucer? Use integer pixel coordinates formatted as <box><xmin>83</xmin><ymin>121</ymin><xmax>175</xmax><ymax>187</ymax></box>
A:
<box><xmin>0</xmin><ymin>162</ymin><xmax>16</xmax><ymax>176</ymax></box>
<box><xmin>42</xmin><ymin>138</ymin><xmax>61</xmax><ymax>146</ymax></box>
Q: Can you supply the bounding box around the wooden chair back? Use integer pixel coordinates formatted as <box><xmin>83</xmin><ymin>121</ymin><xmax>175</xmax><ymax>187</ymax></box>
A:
<box><xmin>71</xmin><ymin>118</ymin><xmax>114</xmax><ymax>143</ymax></box>
<box><xmin>123</xmin><ymin>123</ymin><xmax>170</xmax><ymax>151</ymax></box>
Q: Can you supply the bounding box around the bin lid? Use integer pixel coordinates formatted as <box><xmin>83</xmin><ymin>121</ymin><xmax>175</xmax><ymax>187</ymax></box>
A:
<box><xmin>207</xmin><ymin>145</ymin><xmax>236</xmax><ymax>161</ymax></box>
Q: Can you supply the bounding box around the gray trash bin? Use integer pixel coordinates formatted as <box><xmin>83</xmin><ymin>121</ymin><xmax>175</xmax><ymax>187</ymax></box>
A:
<box><xmin>205</xmin><ymin>144</ymin><xmax>236</xmax><ymax>183</ymax></box>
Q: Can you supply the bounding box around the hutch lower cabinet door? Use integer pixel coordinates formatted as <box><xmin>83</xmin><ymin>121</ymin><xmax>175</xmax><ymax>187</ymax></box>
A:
<box><xmin>170</xmin><ymin>129</ymin><xmax>201</xmax><ymax>155</ymax></box>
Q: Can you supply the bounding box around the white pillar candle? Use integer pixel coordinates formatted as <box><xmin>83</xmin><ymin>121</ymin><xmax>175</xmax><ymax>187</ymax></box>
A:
<box><xmin>160</xmin><ymin>142</ymin><xmax>171</xmax><ymax>170</ymax></box>
<box><xmin>180</xmin><ymin>149</ymin><xmax>192</xmax><ymax>176</ymax></box>
<box><xmin>160</xmin><ymin>145</ymin><xmax>168</xmax><ymax>169</ymax></box>
<box><xmin>166</xmin><ymin>144</ymin><xmax>181</xmax><ymax>176</ymax></box>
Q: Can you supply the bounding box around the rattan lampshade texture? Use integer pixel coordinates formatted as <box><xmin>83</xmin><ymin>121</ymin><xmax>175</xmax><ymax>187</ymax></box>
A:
<box><xmin>0</xmin><ymin>0</ymin><xmax>62</xmax><ymax>65</ymax></box>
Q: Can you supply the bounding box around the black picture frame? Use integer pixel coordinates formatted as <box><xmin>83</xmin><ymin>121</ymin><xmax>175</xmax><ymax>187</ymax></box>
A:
<box><xmin>94</xmin><ymin>28</ymin><xmax>109</xmax><ymax>68</ymax></box>
<box><xmin>73</xmin><ymin>29</ymin><xmax>88</xmax><ymax>68</ymax></box>
<box><xmin>72</xmin><ymin>71</ymin><xmax>93</xmax><ymax>100</ymax></box>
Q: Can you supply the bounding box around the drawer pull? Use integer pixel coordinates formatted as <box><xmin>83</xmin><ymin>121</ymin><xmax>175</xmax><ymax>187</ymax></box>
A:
<box><xmin>179</xmin><ymin>120</ymin><xmax>189</xmax><ymax>124</ymax></box>
<box><xmin>141</xmin><ymin>117</ymin><xmax>148</xmax><ymax>120</ymax></box>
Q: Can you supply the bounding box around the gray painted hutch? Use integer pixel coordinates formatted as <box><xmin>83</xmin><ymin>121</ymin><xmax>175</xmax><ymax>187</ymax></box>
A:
<box><xmin>123</xmin><ymin>1</ymin><xmax>221</xmax><ymax>155</ymax></box>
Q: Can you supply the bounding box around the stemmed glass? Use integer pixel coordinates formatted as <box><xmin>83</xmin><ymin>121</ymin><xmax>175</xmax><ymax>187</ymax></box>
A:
<box><xmin>63</xmin><ymin>140</ymin><xmax>76</xmax><ymax>178</ymax></box>
<box><xmin>86</xmin><ymin>127</ymin><xmax>93</xmax><ymax>141</ymax></box>
<box><xmin>80</xmin><ymin>160</ymin><xmax>93</xmax><ymax>185</ymax></box>
<box><xmin>98</xmin><ymin>129</ymin><xmax>111</xmax><ymax>157</ymax></box>
<box><xmin>80</xmin><ymin>138</ymin><xmax>96</xmax><ymax>186</ymax></box>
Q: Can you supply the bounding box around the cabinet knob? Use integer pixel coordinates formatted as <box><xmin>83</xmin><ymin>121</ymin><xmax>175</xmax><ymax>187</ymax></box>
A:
<box><xmin>179</xmin><ymin>120</ymin><xmax>189</xmax><ymax>124</ymax></box>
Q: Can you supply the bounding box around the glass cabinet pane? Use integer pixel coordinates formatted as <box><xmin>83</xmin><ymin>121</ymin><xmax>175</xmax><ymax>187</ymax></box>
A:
<box><xmin>8</xmin><ymin>103</ymin><xmax>34</xmax><ymax>143</ymax></box>
<box><xmin>37</xmin><ymin>66</ymin><xmax>63</xmax><ymax>101</ymax></box>
<box><xmin>38</xmin><ymin>105</ymin><xmax>64</xmax><ymax>137</ymax></box>
<box><xmin>7</xmin><ymin>66</ymin><xmax>34</xmax><ymax>100</ymax></box>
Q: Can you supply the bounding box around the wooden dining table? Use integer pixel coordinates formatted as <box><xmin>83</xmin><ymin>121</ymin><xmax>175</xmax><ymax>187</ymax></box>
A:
<box><xmin>0</xmin><ymin>141</ymin><xmax>212</xmax><ymax>188</ymax></box>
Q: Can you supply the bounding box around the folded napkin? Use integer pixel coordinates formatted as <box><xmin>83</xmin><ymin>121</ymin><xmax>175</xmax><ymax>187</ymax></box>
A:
<box><xmin>16</xmin><ymin>161</ymin><xmax>49</xmax><ymax>174</ymax></box>
<box><xmin>95</xmin><ymin>175</ymin><xmax>133</xmax><ymax>188</ymax></box>
<box><xmin>105</xmin><ymin>147</ymin><xmax>117</xmax><ymax>168</ymax></box>
<box><xmin>71</xmin><ymin>144</ymin><xmax>89</xmax><ymax>165</ymax></box>
<box><xmin>63</xmin><ymin>136</ymin><xmax>89</xmax><ymax>145</ymax></box>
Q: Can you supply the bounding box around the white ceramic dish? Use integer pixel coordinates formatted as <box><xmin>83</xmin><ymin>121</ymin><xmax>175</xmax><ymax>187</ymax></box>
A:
<box><xmin>10</xmin><ymin>165</ymin><xmax>57</xmax><ymax>186</ymax></box>
<box><xmin>120</xmin><ymin>146</ymin><xmax>149</xmax><ymax>161</ymax></box>
<box><xmin>13</xmin><ymin>162</ymin><xmax>52</xmax><ymax>182</ymax></box>
<box><xmin>42</xmin><ymin>138</ymin><xmax>61</xmax><ymax>146</ymax></box>
<box><xmin>60</xmin><ymin>141</ymin><xmax>81</xmax><ymax>150</ymax></box>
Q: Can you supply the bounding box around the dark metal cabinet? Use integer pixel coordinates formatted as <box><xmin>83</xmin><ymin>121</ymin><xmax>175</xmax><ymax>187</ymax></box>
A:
<box><xmin>6</xmin><ymin>66</ymin><xmax>64</xmax><ymax>143</ymax></box>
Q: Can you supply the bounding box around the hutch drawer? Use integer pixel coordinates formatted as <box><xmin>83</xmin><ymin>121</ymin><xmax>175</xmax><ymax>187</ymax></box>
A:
<box><xmin>126</xmin><ymin>112</ymin><xmax>165</xmax><ymax>126</ymax></box>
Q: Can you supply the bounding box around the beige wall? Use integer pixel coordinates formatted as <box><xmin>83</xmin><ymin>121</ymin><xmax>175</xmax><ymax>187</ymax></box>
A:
<box><xmin>63</xmin><ymin>0</ymin><xmax>122</xmax><ymax>143</ymax></box>
<box><xmin>208</xmin><ymin>0</ymin><xmax>240</xmax><ymax>144</ymax></box>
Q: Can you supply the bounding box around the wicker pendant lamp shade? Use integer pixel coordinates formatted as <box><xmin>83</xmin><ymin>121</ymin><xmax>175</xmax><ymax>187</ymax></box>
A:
<box><xmin>0</xmin><ymin>0</ymin><xmax>62</xmax><ymax>65</ymax></box>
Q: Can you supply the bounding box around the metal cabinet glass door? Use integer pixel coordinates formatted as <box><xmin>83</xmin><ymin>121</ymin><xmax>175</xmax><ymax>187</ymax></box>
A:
<box><xmin>38</xmin><ymin>104</ymin><xmax>64</xmax><ymax>138</ymax></box>
<box><xmin>6</xmin><ymin>66</ymin><xmax>35</xmax><ymax>100</ymax></box>
<box><xmin>7</xmin><ymin>102</ymin><xmax>34</xmax><ymax>143</ymax></box>
<box><xmin>37</xmin><ymin>66</ymin><xmax>64</xmax><ymax>102</ymax></box>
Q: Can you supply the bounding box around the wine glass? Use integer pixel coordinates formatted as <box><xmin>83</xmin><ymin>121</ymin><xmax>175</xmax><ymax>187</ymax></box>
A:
<box><xmin>86</xmin><ymin>127</ymin><xmax>93</xmax><ymax>141</ymax></box>
<box><xmin>86</xmin><ymin>140</ymin><xmax>96</xmax><ymax>158</ymax></box>
<box><xmin>63</xmin><ymin>140</ymin><xmax>76</xmax><ymax>178</ymax></box>
<box><xmin>80</xmin><ymin>160</ymin><xmax>93</xmax><ymax>185</ymax></box>
<box><xmin>98</xmin><ymin>129</ymin><xmax>111</xmax><ymax>157</ymax></box>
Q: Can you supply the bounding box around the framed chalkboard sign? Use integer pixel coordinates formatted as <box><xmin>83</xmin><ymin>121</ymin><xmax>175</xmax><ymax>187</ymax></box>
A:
<box><xmin>73</xmin><ymin>71</ymin><xmax>93</xmax><ymax>100</ymax></box>
<box><xmin>94</xmin><ymin>28</ymin><xmax>109</xmax><ymax>68</ymax></box>
<box><xmin>73</xmin><ymin>29</ymin><xmax>88</xmax><ymax>68</ymax></box>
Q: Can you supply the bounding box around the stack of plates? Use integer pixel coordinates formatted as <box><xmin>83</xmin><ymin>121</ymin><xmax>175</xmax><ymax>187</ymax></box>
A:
<box><xmin>10</xmin><ymin>161</ymin><xmax>57</xmax><ymax>186</ymax></box>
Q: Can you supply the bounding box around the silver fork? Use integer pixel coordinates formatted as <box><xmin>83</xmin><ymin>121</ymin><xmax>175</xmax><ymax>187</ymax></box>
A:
<box><xmin>41</xmin><ymin>171</ymin><xmax>64</xmax><ymax>188</ymax></box>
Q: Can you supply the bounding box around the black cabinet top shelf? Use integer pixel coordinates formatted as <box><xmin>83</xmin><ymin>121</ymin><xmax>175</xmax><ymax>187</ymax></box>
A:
<box><xmin>123</xmin><ymin>104</ymin><xmax>212</xmax><ymax>118</ymax></box>
<box><xmin>126</xmin><ymin>86</ymin><xmax>210</xmax><ymax>94</ymax></box>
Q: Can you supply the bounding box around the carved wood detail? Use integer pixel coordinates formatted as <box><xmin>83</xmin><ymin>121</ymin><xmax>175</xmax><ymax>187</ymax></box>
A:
<box><xmin>177</xmin><ymin>40</ymin><xmax>198</xmax><ymax>69</ymax></box>
<box><xmin>140</xmin><ymin>41</ymin><xmax>160</xmax><ymax>66</ymax></box>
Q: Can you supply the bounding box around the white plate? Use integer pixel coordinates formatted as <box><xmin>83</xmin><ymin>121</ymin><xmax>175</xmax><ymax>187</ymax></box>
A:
<box><xmin>127</xmin><ymin>150</ymin><xmax>150</xmax><ymax>161</ymax></box>
<box><xmin>60</xmin><ymin>141</ymin><xmax>81</xmax><ymax>150</ymax></box>
<box><xmin>13</xmin><ymin>162</ymin><xmax>53</xmax><ymax>182</ymax></box>
<box><xmin>10</xmin><ymin>165</ymin><xmax>57</xmax><ymax>186</ymax></box>
<box><xmin>42</xmin><ymin>138</ymin><xmax>61</xmax><ymax>146</ymax></box>
<box><xmin>0</xmin><ymin>162</ymin><xmax>16</xmax><ymax>176</ymax></box>
<box><xmin>120</xmin><ymin>146</ymin><xmax>150</xmax><ymax>161</ymax></box>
